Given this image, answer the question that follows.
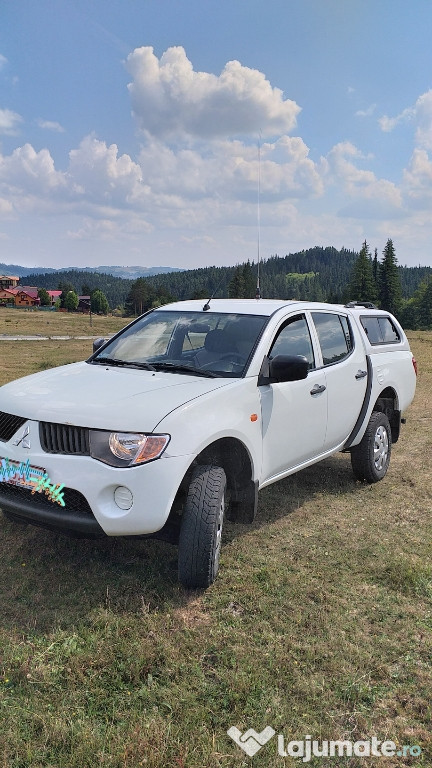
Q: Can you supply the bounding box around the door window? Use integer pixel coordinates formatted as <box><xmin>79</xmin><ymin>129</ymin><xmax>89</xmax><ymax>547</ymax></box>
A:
<box><xmin>312</xmin><ymin>312</ymin><xmax>353</xmax><ymax>366</ymax></box>
<box><xmin>269</xmin><ymin>315</ymin><xmax>315</xmax><ymax>368</ymax></box>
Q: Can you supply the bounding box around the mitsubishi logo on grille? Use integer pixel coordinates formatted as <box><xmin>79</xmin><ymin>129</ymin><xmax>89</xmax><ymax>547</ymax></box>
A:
<box><xmin>13</xmin><ymin>425</ymin><xmax>31</xmax><ymax>449</ymax></box>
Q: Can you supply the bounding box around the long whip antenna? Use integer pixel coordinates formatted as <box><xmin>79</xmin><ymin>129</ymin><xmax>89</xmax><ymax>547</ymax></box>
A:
<box><xmin>256</xmin><ymin>134</ymin><xmax>261</xmax><ymax>300</ymax></box>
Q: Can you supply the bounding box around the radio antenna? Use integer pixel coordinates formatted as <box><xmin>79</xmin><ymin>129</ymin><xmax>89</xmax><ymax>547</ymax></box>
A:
<box><xmin>256</xmin><ymin>134</ymin><xmax>261</xmax><ymax>300</ymax></box>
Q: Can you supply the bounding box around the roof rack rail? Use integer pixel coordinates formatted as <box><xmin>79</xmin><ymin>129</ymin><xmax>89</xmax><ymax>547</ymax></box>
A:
<box><xmin>344</xmin><ymin>301</ymin><xmax>377</xmax><ymax>309</ymax></box>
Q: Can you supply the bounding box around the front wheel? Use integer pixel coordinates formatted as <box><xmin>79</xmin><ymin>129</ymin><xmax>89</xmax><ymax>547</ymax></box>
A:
<box><xmin>178</xmin><ymin>464</ymin><xmax>226</xmax><ymax>588</ymax></box>
<box><xmin>350</xmin><ymin>411</ymin><xmax>392</xmax><ymax>483</ymax></box>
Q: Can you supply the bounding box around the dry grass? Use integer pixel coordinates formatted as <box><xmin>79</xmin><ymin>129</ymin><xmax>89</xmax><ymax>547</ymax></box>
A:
<box><xmin>0</xmin><ymin>340</ymin><xmax>95</xmax><ymax>387</ymax></box>
<box><xmin>0</xmin><ymin>307</ymin><xmax>130</xmax><ymax>387</ymax></box>
<box><xmin>0</xmin><ymin>327</ymin><xmax>430</xmax><ymax>767</ymax></box>
<box><xmin>0</xmin><ymin>306</ymin><xmax>128</xmax><ymax>338</ymax></box>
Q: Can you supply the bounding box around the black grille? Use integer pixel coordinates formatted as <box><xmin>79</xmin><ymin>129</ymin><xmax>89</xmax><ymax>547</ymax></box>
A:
<box><xmin>0</xmin><ymin>411</ymin><xmax>28</xmax><ymax>443</ymax></box>
<box><xmin>0</xmin><ymin>483</ymin><xmax>93</xmax><ymax>517</ymax></box>
<box><xmin>39</xmin><ymin>422</ymin><xmax>90</xmax><ymax>455</ymax></box>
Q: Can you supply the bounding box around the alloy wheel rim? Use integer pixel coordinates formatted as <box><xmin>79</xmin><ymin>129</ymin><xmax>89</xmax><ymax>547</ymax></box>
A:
<box><xmin>374</xmin><ymin>425</ymin><xmax>389</xmax><ymax>470</ymax></box>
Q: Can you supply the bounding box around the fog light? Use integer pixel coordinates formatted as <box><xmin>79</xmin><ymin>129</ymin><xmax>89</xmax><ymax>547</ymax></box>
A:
<box><xmin>114</xmin><ymin>486</ymin><xmax>133</xmax><ymax>510</ymax></box>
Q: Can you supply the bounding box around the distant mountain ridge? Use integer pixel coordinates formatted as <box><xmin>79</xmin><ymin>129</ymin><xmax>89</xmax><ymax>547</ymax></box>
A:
<box><xmin>0</xmin><ymin>263</ymin><xmax>183</xmax><ymax>280</ymax></box>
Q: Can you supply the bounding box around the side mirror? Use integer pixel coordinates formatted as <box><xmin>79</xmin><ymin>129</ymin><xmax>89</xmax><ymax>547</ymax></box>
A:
<box><xmin>269</xmin><ymin>354</ymin><xmax>309</xmax><ymax>383</ymax></box>
<box><xmin>93</xmin><ymin>337</ymin><xmax>105</xmax><ymax>353</ymax></box>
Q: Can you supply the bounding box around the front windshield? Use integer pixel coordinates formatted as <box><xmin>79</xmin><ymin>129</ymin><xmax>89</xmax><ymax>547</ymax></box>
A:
<box><xmin>91</xmin><ymin>311</ymin><xmax>267</xmax><ymax>377</ymax></box>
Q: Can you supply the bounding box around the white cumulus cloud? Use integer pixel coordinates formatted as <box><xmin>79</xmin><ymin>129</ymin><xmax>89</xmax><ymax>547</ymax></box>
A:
<box><xmin>36</xmin><ymin>118</ymin><xmax>65</xmax><ymax>133</ymax></box>
<box><xmin>126</xmin><ymin>46</ymin><xmax>300</xmax><ymax>139</ymax></box>
<box><xmin>68</xmin><ymin>135</ymin><xmax>144</xmax><ymax>205</ymax></box>
<box><xmin>378</xmin><ymin>107</ymin><xmax>415</xmax><ymax>133</ymax></box>
<box><xmin>355</xmin><ymin>104</ymin><xmax>376</xmax><ymax>118</ymax></box>
<box><xmin>0</xmin><ymin>143</ymin><xmax>65</xmax><ymax>195</ymax></box>
<box><xmin>324</xmin><ymin>142</ymin><xmax>402</xmax><ymax>218</ymax></box>
<box><xmin>414</xmin><ymin>90</ymin><xmax>432</xmax><ymax>150</ymax></box>
<box><xmin>379</xmin><ymin>89</ymin><xmax>432</xmax><ymax>149</ymax></box>
<box><xmin>403</xmin><ymin>148</ymin><xmax>432</xmax><ymax>206</ymax></box>
<box><xmin>137</xmin><ymin>135</ymin><xmax>322</xmax><ymax>203</ymax></box>
<box><xmin>0</xmin><ymin>107</ymin><xmax>23</xmax><ymax>135</ymax></box>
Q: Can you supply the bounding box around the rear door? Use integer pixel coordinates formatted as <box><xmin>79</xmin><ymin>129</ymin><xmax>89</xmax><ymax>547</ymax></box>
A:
<box><xmin>260</xmin><ymin>313</ymin><xmax>328</xmax><ymax>483</ymax></box>
<box><xmin>310</xmin><ymin>311</ymin><xmax>368</xmax><ymax>450</ymax></box>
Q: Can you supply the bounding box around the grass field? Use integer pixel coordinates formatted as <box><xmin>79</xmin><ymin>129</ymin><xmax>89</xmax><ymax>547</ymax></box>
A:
<box><xmin>0</xmin><ymin>322</ymin><xmax>431</xmax><ymax>767</ymax></box>
<box><xmin>0</xmin><ymin>307</ymin><xmax>128</xmax><ymax>339</ymax></box>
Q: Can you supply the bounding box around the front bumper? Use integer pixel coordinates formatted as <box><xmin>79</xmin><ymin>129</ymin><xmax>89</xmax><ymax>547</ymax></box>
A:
<box><xmin>0</xmin><ymin>420</ymin><xmax>193</xmax><ymax>536</ymax></box>
<box><xmin>0</xmin><ymin>482</ymin><xmax>104</xmax><ymax>536</ymax></box>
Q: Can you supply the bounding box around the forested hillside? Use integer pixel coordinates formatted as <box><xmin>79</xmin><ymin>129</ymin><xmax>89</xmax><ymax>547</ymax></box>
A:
<box><xmin>25</xmin><ymin>270</ymin><xmax>132</xmax><ymax>309</ymax></box>
<box><xmin>145</xmin><ymin>246</ymin><xmax>432</xmax><ymax>303</ymax></box>
<box><xmin>22</xmin><ymin>247</ymin><xmax>432</xmax><ymax>313</ymax></box>
<box><xmin>143</xmin><ymin>247</ymin><xmax>357</xmax><ymax>301</ymax></box>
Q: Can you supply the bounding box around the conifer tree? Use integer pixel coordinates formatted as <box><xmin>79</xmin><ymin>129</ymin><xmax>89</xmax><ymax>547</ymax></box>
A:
<box><xmin>378</xmin><ymin>239</ymin><xmax>402</xmax><ymax>315</ymax></box>
<box><xmin>228</xmin><ymin>262</ymin><xmax>257</xmax><ymax>298</ymax></box>
<box><xmin>372</xmin><ymin>248</ymin><xmax>378</xmax><ymax>284</ymax></box>
<box><xmin>348</xmin><ymin>240</ymin><xmax>377</xmax><ymax>302</ymax></box>
<box><xmin>228</xmin><ymin>266</ymin><xmax>246</xmax><ymax>298</ymax></box>
<box><xmin>37</xmin><ymin>288</ymin><xmax>51</xmax><ymax>306</ymax></box>
<box><xmin>242</xmin><ymin>260</ymin><xmax>257</xmax><ymax>298</ymax></box>
<box><xmin>125</xmin><ymin>277</ymin><xmax>150</xmax><ymax>316</ymax></box>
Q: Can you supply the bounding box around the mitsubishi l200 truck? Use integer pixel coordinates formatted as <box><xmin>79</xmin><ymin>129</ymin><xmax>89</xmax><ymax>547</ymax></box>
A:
<box><xmin>0</xmin><ymin>299</ymin><xmax>417</xmax><ymax>587</ymax></box>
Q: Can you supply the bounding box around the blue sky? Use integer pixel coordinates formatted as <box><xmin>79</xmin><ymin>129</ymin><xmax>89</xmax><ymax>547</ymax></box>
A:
<box><xmin>1</xmin><ymin>0</ymin><xmax>432</xmax><ymax>270</ymax></box>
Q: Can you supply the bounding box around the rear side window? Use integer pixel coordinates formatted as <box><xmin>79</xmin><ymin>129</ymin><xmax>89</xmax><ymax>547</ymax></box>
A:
<box><xmin>312</xmin><ymin>312</ymin><xmax>353</xmax><ymax>366</ymax></box>
<box><xmin>361</xmin><ymin>316</ymin><xmax>400</xmax><ymax>345</ymax></box>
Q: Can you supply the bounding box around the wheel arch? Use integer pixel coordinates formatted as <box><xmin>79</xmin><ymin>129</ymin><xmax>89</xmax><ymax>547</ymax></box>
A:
<box><xmin>175</xmin><ymin>437</ymin><xmax>258</xmax><ymax>524</ymax></box>
<box><xmin>372</xmin><ymin>386</ymin><xmax>401</xmax><ymax>443</ymax></box>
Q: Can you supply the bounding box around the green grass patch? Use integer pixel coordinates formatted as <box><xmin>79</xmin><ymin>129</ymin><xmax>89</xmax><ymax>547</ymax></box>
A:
<box><xmin>379</xmin><ymin>560</ymin><xmax>432</xmax><ymax>598</ymax></box>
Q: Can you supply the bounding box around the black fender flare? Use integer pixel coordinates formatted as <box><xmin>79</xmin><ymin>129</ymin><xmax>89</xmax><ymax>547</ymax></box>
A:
<box><xmin>344</xmin><ymin>355</ymin><xmax>373</xmax><ymax>450</ymax></box>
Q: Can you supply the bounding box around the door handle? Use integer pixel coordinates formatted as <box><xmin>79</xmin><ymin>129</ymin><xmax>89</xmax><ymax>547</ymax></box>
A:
<box><xmin>310</xmin><ymin>384</ymin><xmax>326</xmax><ymax>395</ymax></box>
<box><xmin>355</xmin><ymin>369</ymin><xmax>368</xmax><ymax>380</ymax></box>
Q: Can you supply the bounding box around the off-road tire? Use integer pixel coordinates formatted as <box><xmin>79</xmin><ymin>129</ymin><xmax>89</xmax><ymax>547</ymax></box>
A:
<box><xmin>350</xmin><ymin>411</ymin><xmax>392</xmax><ymax>483</ymax></box>
<box><xmin>178</xmin><ymin>464</ymin><xmax>226</xmax><ymax>588</ymax></box>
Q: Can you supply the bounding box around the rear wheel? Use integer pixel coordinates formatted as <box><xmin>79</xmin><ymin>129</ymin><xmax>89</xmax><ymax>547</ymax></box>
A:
<box><xmin>350</xmin><ymin>411</ymin><xmax>392</xmax><ymax>483</ymax></box>
<box><xmin>178</xmin><ymin>464</ymin><xmax>226</xmax><ymax>588</ymax></box>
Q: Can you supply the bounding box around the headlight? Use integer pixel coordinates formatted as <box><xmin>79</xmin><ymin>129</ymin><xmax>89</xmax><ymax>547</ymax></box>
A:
<box><xmin>90</xmin><ymin>431</ymin><xmax>170</xmax><ymax>467</ymax></box>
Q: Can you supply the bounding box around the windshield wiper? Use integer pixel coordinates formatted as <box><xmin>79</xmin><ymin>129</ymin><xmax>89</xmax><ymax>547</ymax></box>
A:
<box><xmin>92</xmin><ymin>357</ymin><xmax>125</xmax><ymax>367</ymax></box>
<box><xmin>92</xmin><ymin>357</ymin><xmax>156</xmax><ymax>371</ymax></box>
<box><xmin>151</xmin><ymin>362</ymin><xmax>218</xmax><ymax>378</ymax></box>
<box><xmin>93</xmin><ymin>357</ymin><xmax>216</xmax><ymax>377</ymax></box>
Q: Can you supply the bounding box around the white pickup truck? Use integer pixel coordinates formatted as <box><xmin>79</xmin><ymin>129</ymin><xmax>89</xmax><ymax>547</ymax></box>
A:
<box><xmin>0</xmin><ymin>299</ymin><xmax>417</xmax><ymax>588</ymax></box>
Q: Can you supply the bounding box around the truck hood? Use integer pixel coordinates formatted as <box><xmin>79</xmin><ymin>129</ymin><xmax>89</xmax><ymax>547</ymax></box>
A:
<box><xmin>0</xmin><ymin>361</ymin><xmax>233</xmax><ymax>431</ymax></box>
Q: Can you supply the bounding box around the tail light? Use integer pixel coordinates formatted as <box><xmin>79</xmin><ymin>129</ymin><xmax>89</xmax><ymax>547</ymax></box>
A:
<box><xmin>412</xmin><ymin>356</ymin><xmax>418</xmax><ymax>376</ymax></box>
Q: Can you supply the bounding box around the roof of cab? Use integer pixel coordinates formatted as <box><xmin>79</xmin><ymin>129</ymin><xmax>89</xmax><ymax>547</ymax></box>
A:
<box><xmin>157</xmin><ymin>298</ymin><xmax>305</xmax><ymax>317</ymax></box>
<box><xmin>157</xmin><ymin>298</ymin><xmax>400</xmax><ymax>317</ymax></box>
